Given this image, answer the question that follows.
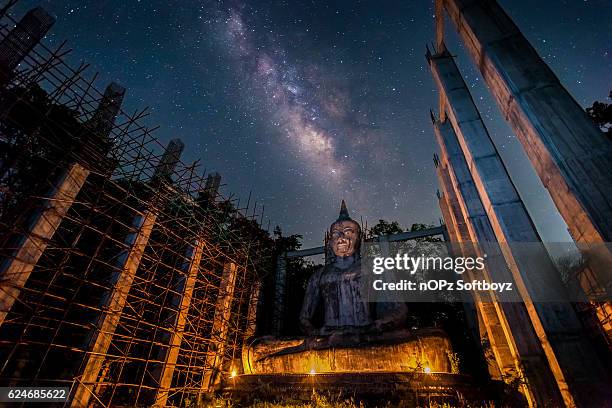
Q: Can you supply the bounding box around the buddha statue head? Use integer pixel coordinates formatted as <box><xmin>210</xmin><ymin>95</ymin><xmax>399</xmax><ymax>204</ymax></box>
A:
<box><xmin>328</xmin><ymin>200</ymin><xmax>361</xmax><ymax>264</ymax></box>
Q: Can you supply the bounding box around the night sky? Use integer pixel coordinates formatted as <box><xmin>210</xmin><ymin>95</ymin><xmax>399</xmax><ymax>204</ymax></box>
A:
<box><xmin>12</xmin><ymin>0</ymin><xmax>612</xmax><ymax>248</ymax></box>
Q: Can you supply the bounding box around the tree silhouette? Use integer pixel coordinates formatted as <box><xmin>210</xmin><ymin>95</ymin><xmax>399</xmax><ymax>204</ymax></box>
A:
<box><xmin>366</xmin><ymin>219</ymin><xmax>403</xmax><ymax>239</ymax></box>
<box><xmin>586</xmin><ymin>90</ymin><xmax>612</xmax><ymax>140</ymax></box>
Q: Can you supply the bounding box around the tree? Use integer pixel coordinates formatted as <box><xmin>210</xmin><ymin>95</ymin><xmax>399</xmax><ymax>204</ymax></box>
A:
<box><xmin>408</xmin><ymin>223</ymin><xmax>443</xmax><ymax>243</ymax></box>
<box><xmin>366</xmin><ymin>219</ymin><xmax>403</xmax><ymax>239</ymax></box>
<box><xmin>586</xmin><ymin>90</ymin><xmax>612</xmax><ymax>140</ymax></box>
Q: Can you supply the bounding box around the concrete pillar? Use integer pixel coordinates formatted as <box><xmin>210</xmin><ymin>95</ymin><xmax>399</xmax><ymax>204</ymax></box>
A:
<box><xmin>153</xmin><ymin>240</ymin><xmax>204</xmax><ymax>408</ymax></box>
<box><xmin>432</xmin><ymin>109</ymin><xmax>605</xmax><ymax>406</ymax></box>
<box><xmin>0</xmin><ymin>162</ymin><xmax>89</xmax><ymax>326</ymax></box>
<box><xmin>152</xmin><ymin>139</ymin><xmax>185</xmax><ymax>183</ymax></box>
<box><xmin>72</xmin><ymin>209</ymin><xmax>157</xmax><ymax>407</ymax></box>
<box><xmin>440</xmin><ymin>0</ymin><xmax>612</xmax><ymax>247</ymax></box>
<box><xmin>202</xmin><ymin>262</ymin><xmax>238</xmax><ymax>392</ymax></box>
<box><xmin>245</xmin><ymin>280</ymin><xmax>261</xmax><ymax>340</ymax></box>
<box><xmin>438</xmin><ymin>191</ymin><xmax>502</xmax><ymax>379</ymax></box>
<box><xmin>0</xmin><ymin>79</ymin><xmax>124</xmax><ymax>328</ymax></box>
<box><xmin>271</xmin><ymin>254</ymin><xmax>287</xmax><ymax>336</ymax></box>
<box><xmin>378</xmin><ymin>233</ymin><xmax>390</xmax><ymax>257</ymax></box>
<box><xmin>436</xmin><ymin>161</ymin><xmax>514</xmax><ymax>383</ymax></box>
<box><xmin>87</xmin><ymin>82</ymin><xmax>125</xmax><ymax>141</ymax></box>
<box><xmin>204</xmin><ymin>172</ymin><xmax>221</xmax><ymax>198</ymax></box>
<box><xmin>241</xmin><ymin>280</ymin><xmax>261</xmax><ymax>374</ymax></box>
<box><xmin>72</xmin><ymin>140</ymin><xmax>183</xmax><ymax>407</ymax></box>
<box><xmin>434</xmin><ymin>119</ymin><xmax>562</xmax><ymax>405</ymax></box>
<box><xmin>0</xmin><ymin>7</ymin><xmax>55</xmax><ymax>82</ymax></box>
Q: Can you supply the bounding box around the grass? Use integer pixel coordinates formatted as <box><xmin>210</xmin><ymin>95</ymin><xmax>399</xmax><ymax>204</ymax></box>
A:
<box><xmin>200</xmin><ymin>393</ymin><xmax>497</xmax><ymax>408</ymax></box>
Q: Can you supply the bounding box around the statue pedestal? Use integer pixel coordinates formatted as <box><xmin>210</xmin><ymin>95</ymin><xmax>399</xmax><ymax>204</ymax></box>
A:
<box><xmin>225</xmin><ymin>372</ymin><xmax>517</xmax><ymax>407</ymax></box>
<box><xmin>243</xmin><ymin>328</ymin><xmax>454</xmax><ymax>374</ymax></box>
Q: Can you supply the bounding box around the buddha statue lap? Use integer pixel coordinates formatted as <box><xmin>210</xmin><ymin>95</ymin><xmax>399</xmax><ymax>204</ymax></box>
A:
<box><xmin>243</xmin><ymin>201</ymin><xmax>454</xmax><ymax>375</ymax></box>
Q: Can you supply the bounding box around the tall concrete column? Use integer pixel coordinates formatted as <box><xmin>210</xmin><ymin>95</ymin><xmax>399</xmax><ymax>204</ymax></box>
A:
<box><xmin>438</xmin><ymin>191</ymin><xmax>502</xmax><ymax>379</ymax></box>
<box><xmin>241</xmin><ymin>280</ymin><xmax>262</xmax><ymax>374</ymax></box>
<box><xmin>436</xmin><ymin>138</ymin><xmax>560</xmax><ymax>405</ymax></box>
<box><xmin>432</xmin><ymin>107</ymin><xmax>605</xmax><ymax>406</ymax></box>
<box><xmin>86</xmin><ymin>82</ymin><xmax>125</xmax><ymax>141</ymax></box>
<box><xmin>72</xmin><ymin>208</ymin><xmax>157</xmax><ymax>407</ymax></box>
<box><xmin>439</xmin><ymin>0</ymin><xmax>612</xmax><ymax>246</ymax></box>
<box><xmin>0</xmin><ymin>162</ymin><xmax>89</xmax><ymax>326</ymax></box>
<box><xmin>153</xmin><ymin>240</ymin><xmax>204</xmax><ymax>408</ymax></box>
<box><xmin>72</xmin><ymin>139</ymin><xmax>184</xmax><ymax>407</ymax></box>
<box><xmin>436</xmin><ymin>159</ymin><xmax>515</xmax><ymax>384</ymax></box>
<box><xmin>204</xmin><ymin>172</ymin><xmax>221</xmax><ymax>198</ymax></box>
<box><xmin>245</xmin><ymin>280</ymin><xmax>261</xmax><ymax>340</ymax></box>
<box><xmin>272</xmin><ymin>254</ymin><xmax>287</xmax><ymax>336</ymax></box>
<box><xmin>202</xmin><ymin>262</ymin><xmax>238</xmax><ymax>392</ymax></box>
<box><xmin>0</xmin><ymin>81</ymin><xmax>124</xmax><ymax>328</ymax></box>
<box><xmin>0</xmin><ymin>7</ymin><xmax>55</xmax><ymax>83</ymax></box>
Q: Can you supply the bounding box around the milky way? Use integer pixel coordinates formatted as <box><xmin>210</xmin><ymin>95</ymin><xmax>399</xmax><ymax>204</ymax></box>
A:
<box><xmin>14</xmin><ymin>0</ymin><xmax>612</xmax><ymax>247</ymax></box>
<box><xmin>215</xmin><ymin>5</ymin><xmax>395</xmax><ymax>192</ymax></box>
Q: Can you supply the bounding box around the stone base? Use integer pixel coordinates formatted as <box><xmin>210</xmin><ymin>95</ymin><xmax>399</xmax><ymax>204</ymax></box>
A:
<box><xmin>224</xmin><ymin>372</ymin><xmax>518</xmax><ymax>407</ymax></box>
<box><xmin>243</xmin><ymin>328</ymin><xmax>454</xmax><ymax>374</ymax></box>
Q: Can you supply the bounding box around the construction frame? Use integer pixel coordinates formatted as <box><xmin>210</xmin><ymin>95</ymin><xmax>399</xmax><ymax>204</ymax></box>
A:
<box><xmin>0</xmin><ymin>4</ymin><xmax>273</xmax><ymax>407</ymax></box>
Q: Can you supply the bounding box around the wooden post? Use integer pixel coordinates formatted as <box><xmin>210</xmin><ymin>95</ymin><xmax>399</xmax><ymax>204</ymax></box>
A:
<box><xmin>0</xmin><ymin>162</ymin><xmax>89</xmax><ymax>326</ymax></box>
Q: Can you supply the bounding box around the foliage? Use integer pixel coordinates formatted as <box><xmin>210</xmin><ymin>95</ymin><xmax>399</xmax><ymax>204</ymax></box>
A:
<box><xmin>0</xmin><ymin>83</ymin><xmax>113</xmax><ymax>224</ymax></box>
<box><xmin>407</xmin><ymin>223</ymin><xmax>443</xmax><ymax>243</ymax></box>
<box><xmin>204</xmin><ymin>394</ymin><xmax>496</xmax><ymax>408</ymax></box>
<box><xmin>366</xmin><ymin>219</ymin><xmax>403</xmax><ymax>239</ymax></box>
<box><xmin>586</xmin><ymin>90</ymin><xmax>612</xmax><ymax>139</ymax></box>
<box><xmin>273</xmin><ymin>226</ymin><xmax>321</xmax><ymax>335</ymax></box>
<box><xmin>274</xmin><ymin>225</ymin><xmax>304</xmax><ymax>254</ymax></box>
<box><xmin>446</xmin><ymin>351</ymin><xmax>461</xmax><ymax>375</ymax></box>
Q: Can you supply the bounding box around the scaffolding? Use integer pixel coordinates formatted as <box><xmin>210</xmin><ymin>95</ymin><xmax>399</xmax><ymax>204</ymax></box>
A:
<box><xmin>0</xmin><ymin>4</ymin><xmax>273</xmax><ymax>407</ymax></box>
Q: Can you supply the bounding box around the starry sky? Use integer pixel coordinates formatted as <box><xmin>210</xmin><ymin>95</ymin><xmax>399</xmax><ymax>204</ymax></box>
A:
<box><xmin>12</xmin><ymin>0</ymin><xmax>612</xmax><ymax>248</ymax></box>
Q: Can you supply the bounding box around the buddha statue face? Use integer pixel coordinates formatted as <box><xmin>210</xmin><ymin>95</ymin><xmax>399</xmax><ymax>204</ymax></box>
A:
<box><xmin>329</xmin><ymin>220</ymin><xmax>361</xmax><ymax>258</ymax></box>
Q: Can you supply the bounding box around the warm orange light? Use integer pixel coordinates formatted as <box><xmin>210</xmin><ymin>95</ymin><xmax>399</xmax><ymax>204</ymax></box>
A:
<box><xmin>230</xmin><ymin>369</ymin><xmax>237</xmax><ymax>378</ymax></box>
<box><xmin>309</xmin><ymin>368</ymin><xmax>316</xmax><ymax>375</ymax></box>
<box><xmin>424</xmin><ymin>366</ymin><xmax>431</xmax><ymax>374</ymax></box>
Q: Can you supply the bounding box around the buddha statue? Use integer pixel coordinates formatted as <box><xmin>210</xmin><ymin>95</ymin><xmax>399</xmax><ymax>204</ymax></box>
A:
<box><xmin>243</xmin><ymin>201</ymin><xmax>455</xmax><ymax>375</ymax></box>
<box><xmin>300</xmin><ymin>200</ymin><xmax>409</xmax><ymax>340</ymax></box>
